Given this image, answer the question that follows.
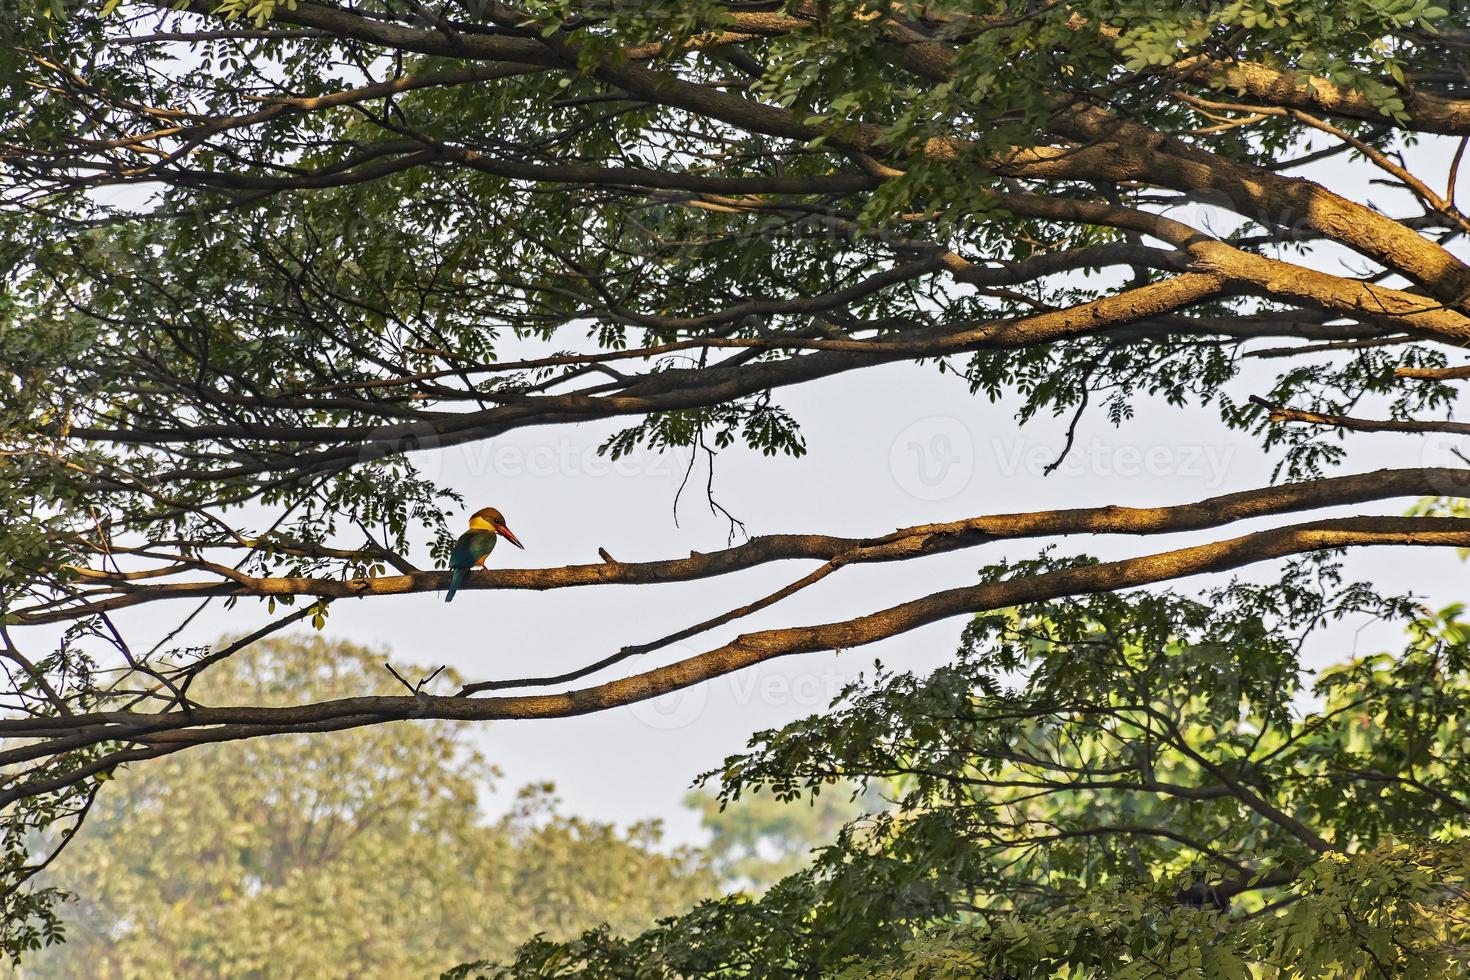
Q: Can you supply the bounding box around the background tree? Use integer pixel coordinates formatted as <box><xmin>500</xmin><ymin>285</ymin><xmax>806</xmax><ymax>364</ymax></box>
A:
<box><xmin>3</xmin><ymin>0</ymin><xmax>1470</xmax><ymax>962</ymax></box>
<box><xmin>24</xmin><ymin>636</ymin><xmax>716</xmax><ymax>979</ymax></box>
<box><xmin>686</xmin><ymin>779</ymin><xmax>884</xmax><ymax>892</ymax></box>
<box><xmin>466</xmin><ymin>567</ymin><xmax>1470</xmax><ymax>978</ymax></box>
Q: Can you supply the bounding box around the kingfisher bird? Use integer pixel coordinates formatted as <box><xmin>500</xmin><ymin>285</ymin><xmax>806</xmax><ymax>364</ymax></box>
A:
<box><xmin>444</xmin><ymin>507</ymin><xmax>524</xmax><ymax>602</ymax></box>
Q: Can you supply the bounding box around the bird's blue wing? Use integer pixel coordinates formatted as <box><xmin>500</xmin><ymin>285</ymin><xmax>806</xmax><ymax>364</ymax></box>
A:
<box><xmin>448</xmin><ymin>530</ymin><xmax>496</xmax><ymax>568</ymax></box>
<box><xmin>448</xmin><ymin>534</ymin><xmax>476</xmax><ymax>570</ymax></box>
<box><xmin>446</xmin><ymin>531</ymin><xmax>497</xmax><ymax>602</ymax></box>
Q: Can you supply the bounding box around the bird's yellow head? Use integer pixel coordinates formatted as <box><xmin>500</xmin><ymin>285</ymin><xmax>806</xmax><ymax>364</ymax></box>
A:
<box><xmin>468</xmin><ymin>507</ymin><xmax>524</xmax><ymax>549</ymax></box>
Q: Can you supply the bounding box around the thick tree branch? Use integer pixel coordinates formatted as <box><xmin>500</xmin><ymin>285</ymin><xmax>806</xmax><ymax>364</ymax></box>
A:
<box><xmin>1250</xmin><ymin>396</ymin><xmax>1470</xmax><ymax>436</ymax></box>
<box><xmin>23</xmin><ymin>466</ymin><xmax>1467</xmax><ymax>625</ymax></box>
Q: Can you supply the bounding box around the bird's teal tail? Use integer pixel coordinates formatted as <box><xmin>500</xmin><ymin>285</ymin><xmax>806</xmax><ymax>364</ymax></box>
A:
<box><xmin>445</xmin><ymin>566</ymin><xmax>468</xmax><ymax>603</ymax></box>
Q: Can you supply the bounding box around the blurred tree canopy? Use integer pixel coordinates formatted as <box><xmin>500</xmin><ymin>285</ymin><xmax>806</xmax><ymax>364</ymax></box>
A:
<box><xmin>686</xmin><ymin>781</ymin><xmax>886</xmax><ymax>893</ymax></box>
<box><xmin>24</xmin><ymin>636</ymin><xmax>716</xmax><ymax>979</ymax></box>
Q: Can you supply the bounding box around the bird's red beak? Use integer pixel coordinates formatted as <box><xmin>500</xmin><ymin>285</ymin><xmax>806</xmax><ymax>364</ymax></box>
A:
<box><xmin>495</xmin><ymin>523</ymin><xmax>524</xmax><ymax>549</ymax></box>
